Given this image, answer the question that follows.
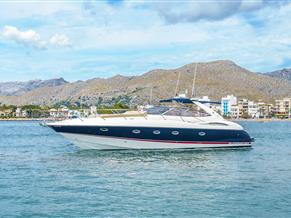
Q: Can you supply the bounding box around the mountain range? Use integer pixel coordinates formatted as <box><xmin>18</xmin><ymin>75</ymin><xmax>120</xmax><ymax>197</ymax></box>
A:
<box><xmin>0</xmin><ymin>60</ymin><xmax>291</xmax><ymax>106</ymax></box>
<box><xmin>266</xmin><ymin>68</ymin><xmax>291</xmax><ymax>81</ymax></box>
<box><xmin>0</xmin><ymin>78</ymin><xmax>68</xmax><ymax>96</ymax></box>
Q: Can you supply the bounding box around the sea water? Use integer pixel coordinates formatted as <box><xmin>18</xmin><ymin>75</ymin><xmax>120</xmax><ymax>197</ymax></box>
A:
<box><xmin>0</xmin><ymin>121</ymin><xmax>290</xmax><ymax>217</ymax></box>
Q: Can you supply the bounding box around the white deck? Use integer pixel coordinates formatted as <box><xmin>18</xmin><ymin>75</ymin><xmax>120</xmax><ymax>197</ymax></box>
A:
<box><xmin>49</xmin><ymin>114</ymin><xmax>243</xmax><ymax>131</ymax></box>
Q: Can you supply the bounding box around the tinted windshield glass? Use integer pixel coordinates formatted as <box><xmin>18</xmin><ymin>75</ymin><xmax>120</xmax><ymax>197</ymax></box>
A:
<box><xmin>147</xmin><ymin>105</ymin><xmax>210</xmax><ymax>117</ymax></box>
<box><xmin>163</xmin><ymin>107</ymin><xmax>210</xmax><ymax>117</ymax></box>
<box><xmin>147</xmin><ymin>106</ymin><xmax>170</xmax><ymax>115</ymax></box>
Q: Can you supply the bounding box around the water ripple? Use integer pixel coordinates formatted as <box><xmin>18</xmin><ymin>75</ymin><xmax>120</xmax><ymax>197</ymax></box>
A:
<box><xmin>0</xmin><ymin>121</ymin><xmax>291</xmax><ymax>217</ymax></box>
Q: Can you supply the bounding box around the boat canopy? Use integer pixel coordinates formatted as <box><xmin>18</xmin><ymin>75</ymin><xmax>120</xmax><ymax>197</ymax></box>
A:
<box><xmin>192</xmin><ymin>100</ymin><xmax>221</xmax><ymax>105</ymax></box>
<box><xmin>156</xmin><ymin>97</ymin><xmax>223</xmax><ymax>119</ymax></box>
<box><xmin>159</xmin><ymin>98</ymin><xmax>193</xmax><ymax>104</ymax></box>
<box><xmin>160</xmin><ymin>97</ymin><xmax>220</xmax><ymax>105</ymax></box>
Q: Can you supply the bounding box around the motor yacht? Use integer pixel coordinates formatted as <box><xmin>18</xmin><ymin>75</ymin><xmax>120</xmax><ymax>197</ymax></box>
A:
<box><xmin>46</xmin><ymin>97</ymin><xmax>254</xmax><ymax>150</ymax></box>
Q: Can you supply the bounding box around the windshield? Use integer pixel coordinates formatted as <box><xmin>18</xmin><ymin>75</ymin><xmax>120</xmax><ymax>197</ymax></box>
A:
<box><xmin>147</xmin><ymin>105</ymin><xmax>210</xmax><ymax>117</ymax></box>
<box><xmin>147</xmin><ymin>106</ymin><xmax>169</xmax><ymax>115</ymax></box>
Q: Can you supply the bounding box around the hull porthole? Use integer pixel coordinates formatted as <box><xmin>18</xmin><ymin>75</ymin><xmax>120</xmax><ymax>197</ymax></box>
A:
<box><xmin>171</xmin><ymin>131</ymin><xmax>179</xmax><ymax>135</ymax></box>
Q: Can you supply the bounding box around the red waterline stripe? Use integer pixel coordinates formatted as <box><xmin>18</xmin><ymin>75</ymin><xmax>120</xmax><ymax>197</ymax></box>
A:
<box><xmin>94</xmin><ymin>135</ymin><xmax>235</xmax><ymax>144</ymax></box>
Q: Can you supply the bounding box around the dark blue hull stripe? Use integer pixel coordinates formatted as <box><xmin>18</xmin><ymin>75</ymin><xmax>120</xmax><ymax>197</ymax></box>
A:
<box><xmin>50</xmin><ymin>125</ymin><xmax>252</xmax><ymax>143</ymax></box>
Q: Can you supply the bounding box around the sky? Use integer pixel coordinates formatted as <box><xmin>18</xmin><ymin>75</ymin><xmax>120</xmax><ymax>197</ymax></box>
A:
<box><xmin>0</xmin><ymin>0</ymin><xmax>291</xmax><ymax>82</ymax></box>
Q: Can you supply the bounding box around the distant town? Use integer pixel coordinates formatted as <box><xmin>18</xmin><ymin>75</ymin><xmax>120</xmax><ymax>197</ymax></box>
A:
<box><xmin>198</xmin><ymin>95</ymin><xmax>291</xmax><ymax>119</ymax></box>
<box><xmin>217</xmin><ymin>95</ymin><xmax>291</xmax><ymax>119</ymax></box>
<box><xmin>0</xmin><ymin>96</ymin><xmax>290</xmax><ymax>120</ymax></box>
<box><xmin>0</xmin><ymin>102</ymin><xmax>129</xmax><ymax>120</ymax></box>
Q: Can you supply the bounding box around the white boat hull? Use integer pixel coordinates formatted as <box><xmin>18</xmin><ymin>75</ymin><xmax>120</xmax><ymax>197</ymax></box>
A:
<box><xmin>61</xmin><ymin>133</ymin><xmax>252</xmax><ymax>150</ymax></box>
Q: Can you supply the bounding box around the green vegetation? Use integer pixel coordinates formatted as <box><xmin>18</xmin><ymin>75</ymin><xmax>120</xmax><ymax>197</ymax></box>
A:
<box><xmin>96</xmin><ymin>102</ymin><xmax>129</xmax><ymax>114</ymax></box>
<box><xmin>0</xmin><ymin>104</ymin><xmax>17</xmax><ymax>111</ymax></box>
<box><xmin>0</xmin><ymin>101</ymin><xmax>131</xmax><ymax>118</ymax></box>
<box><xmin>21</xmin><ymin>105</ymin><xmax>42</xmax><ymax>110</ymax></box>
<box><xmin>52</xmin><ymin>100</ymin><xmax>83</xmax><ymax>110</ymax></box>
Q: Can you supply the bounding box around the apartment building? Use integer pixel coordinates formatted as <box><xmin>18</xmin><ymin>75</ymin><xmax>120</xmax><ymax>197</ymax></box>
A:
<box><xmin>221</xmin><ymin>95</ymin><xmax>237</xmax><ymax>116</ymax></box>
<box><xmin>275</xmin><ymin>98</ymin><xmax>291</xmax><ymax>118</ymax></box>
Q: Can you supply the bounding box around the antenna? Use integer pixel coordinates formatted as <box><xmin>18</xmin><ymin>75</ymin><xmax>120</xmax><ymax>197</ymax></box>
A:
<box><xmin>175</xmin><ymin>72</ymin><xmax>181</xmax><ymax>96</ymax></box>
<box><xmin>191</xmin><ymin>63</ymin><xmax>198</xmax><ymax>98</ymax></box>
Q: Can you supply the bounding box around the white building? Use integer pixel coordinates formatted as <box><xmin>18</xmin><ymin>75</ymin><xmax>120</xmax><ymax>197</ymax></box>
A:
<box><xmin>221</xmin><ymin>95</ymin><xmax>237</xmax><ymax>116</ymax></box>
<box><xmin>49</xmin><ymin>107</ymin><xmax>69</xmax><ymax>118</ymax></box>
<box><xmin>90</xmin><ymin>106</ymin><xmax>97</xmax><ymax>115</ymax></box>
<box><xmin>247</xmin><ymin>101</ymin><xmax>259</xmax><ymax>118</ymax></box>
<box><xmin>230</xmin><ymin>105</ymin><xmax>240</xmax><ymax>119</ymax></box>
<box><xmin>238</xmin><ymin>98</ymin><xmax>249</xmax><ymax>117</ymax></box>
<box><xmin>257</xmin><ymin>102</ymin><xmax>273</xmax><ymax>118</ymax></box>
<box><xmin>199</xmin><ymin>96</ymin><xmax>211</xmax><ymax>107</ymax></box>
<box><xmin>82</xmin><ymin>109</ymin><xmax>91</xmax><ymax>117</ymax></box>
<box><xmin>49</xmin><ymin>109</ymin><xmax>58</xmax><ymax>118</ymax></box>
<box><xmin>15</xmin><ymin>108</ymin><xmax>22</xmax><ymax>117</ymax></box>
<box><xmin>58</xmin><ymin>107</ymin><xmax>69</xmax><ymax>118</ymax></box>
<box><xmin>275</xmin><ymin>98</ymin><xmax>291</xmax><ymax>118</ymax></box>
<box><xmin>68</xmin><ymin>110</ymin><xmax>81</xmax><ymax>118</ymax></box>
<box><xmin>22</xmin><ymin>110</ymin><xmax>28</xmax><ymax>117</ymax></box>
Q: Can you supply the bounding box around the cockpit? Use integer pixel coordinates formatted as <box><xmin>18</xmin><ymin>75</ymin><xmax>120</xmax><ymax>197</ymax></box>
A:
<box><xmin>146</xmin><ymin>98</ymin><xmax>215</xmax><ymax>117</ymax></box>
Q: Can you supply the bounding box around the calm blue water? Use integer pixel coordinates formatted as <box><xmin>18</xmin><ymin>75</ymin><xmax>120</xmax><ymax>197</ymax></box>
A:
<box><xmin>0</xmin><ymin>121</ymin><xmax>291</xmax><ymax>217</ymax></box>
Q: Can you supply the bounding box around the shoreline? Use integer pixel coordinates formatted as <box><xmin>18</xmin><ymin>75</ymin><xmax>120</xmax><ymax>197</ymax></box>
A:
<box><xmin>0</xmin><ymin>118</ymin><xmax>290</xmax><ymax>122</ymax></box>
<box><xmin>229</xmin><ymin>118</ymin><xmax>291</xmax><ymax>122</ymax></box>
<box><xmin>0</xmin><ymin>118</ymin><xmax>57</xmax><ymax>121</ymax></box>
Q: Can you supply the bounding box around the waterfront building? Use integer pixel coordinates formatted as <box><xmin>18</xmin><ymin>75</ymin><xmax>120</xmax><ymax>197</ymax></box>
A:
<box><xmin>15</xmin><ymin>108</ymin><xmax>22</xmax><ymax>117</ymax></box>
<box><xmin>68</xmin><ymin>110</ymin><xmax>81</xmax><ymax>118</ymax></box>
<box><xmin>58</xmin><ymin>107</ymin><xmax>69</xmax><ymax>118</ymax></box>
<box><xmin>275</xmin><ymin>98</ymin><xmax>291</xmax><ymax>118</ymax></box>
<box><xmin>199</xmin><ymin>96</ymin><xmax>211</xmax><ymax>107</ymax></box>
<box><xmin>0</xmin><ymin>110</ymin><xmax>6</xmax><ymax>117</ymax></box>
<box><xmin>90</xmin><ymin>106</ymin><xmax>97</xmax><ymax>115</ymax></box>
<box><xmin>257</xmin><ymin>101</ymin><xmax>274</xmax><ymax>118</ymax></box>
<box><xmin>238</xmin><ymin>98</ymin><xmax>249</xmax><ymax>118</ymax></box>
<box><xmin>221</xmin><ymin>95</ymin><xmax>237</xmax><ymax>116</ymax></box>
<box><xmin>247</xmin><ymin>101</ymin><xmax>259</xmax><ymax>118</ymax></box>
<box><xmin>82</xmin><ymin>109</ymin><xmax>91</xmax><ymax>117</ymax></box>
<box><xmin>0</xmin><ymin>109</ymin><xmax>13</xmax><ymax>117</ymax></box>
<box><xmin>49</xmin><ymin>109</ymin><xmax>58</xmax><ymax>118</ymax></box>
<box><xmin>49</xmin><ymin>107</ymin><xmax>69</xmax><ymax>118</ymax></box>
<box><xmin>230</xmin><ymin>105</ymin><xmax>240</xmax><ymax>119</ymax></box>
<box><xmin>21</xmin><ymin>110</ymin><xmax>28</xmax><ymax>118</ymax></box>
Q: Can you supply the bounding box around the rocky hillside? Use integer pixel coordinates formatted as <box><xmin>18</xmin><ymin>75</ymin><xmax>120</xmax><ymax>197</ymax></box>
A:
<box><xmin>266</xmin><ymin>68</ymin><xmax>291</xmax><ymax>82</ymax></box>
<box><xmin>0</xmin><ymin>78</ymin><xmax>68</xmax><ymax>96</ymax></box>
<box><xmin>0</xmin><ymin>60</ymin><xmax>291</xmax><ymax>106</ymax></box>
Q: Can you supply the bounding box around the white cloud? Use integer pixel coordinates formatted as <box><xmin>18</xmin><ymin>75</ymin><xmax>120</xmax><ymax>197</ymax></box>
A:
<box><xmin>2</xmin><ymin>25</ymin><xmax>46</xmax><ymax>49</ymax></box>
<box><xmin>1</xmin><ymin>25</ymin><xmax>71</xmax><ymax>49</ymax></box>
<box><xmin>72</xmin><ymin>2</ymin><xmax>291</xmax><ymax>73</ymax></box>
<box><xmin>50</xmin><ymin>34</ymin><xmax>70</xmax><ymax>47</ymax></box>
<box><xmin>154</xmin><ymin>2</ymin><xmax>240</xmax><ymax>24</ymax></box>
<box><xmin>122</xmin><ymin>0</ymin><xmax>274</xmax><ymax>24</ymax></box>
<box><xmin>0</xmin><ymin>1</ymin><xmax>291</xmax><ymax>81</ymax></box>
